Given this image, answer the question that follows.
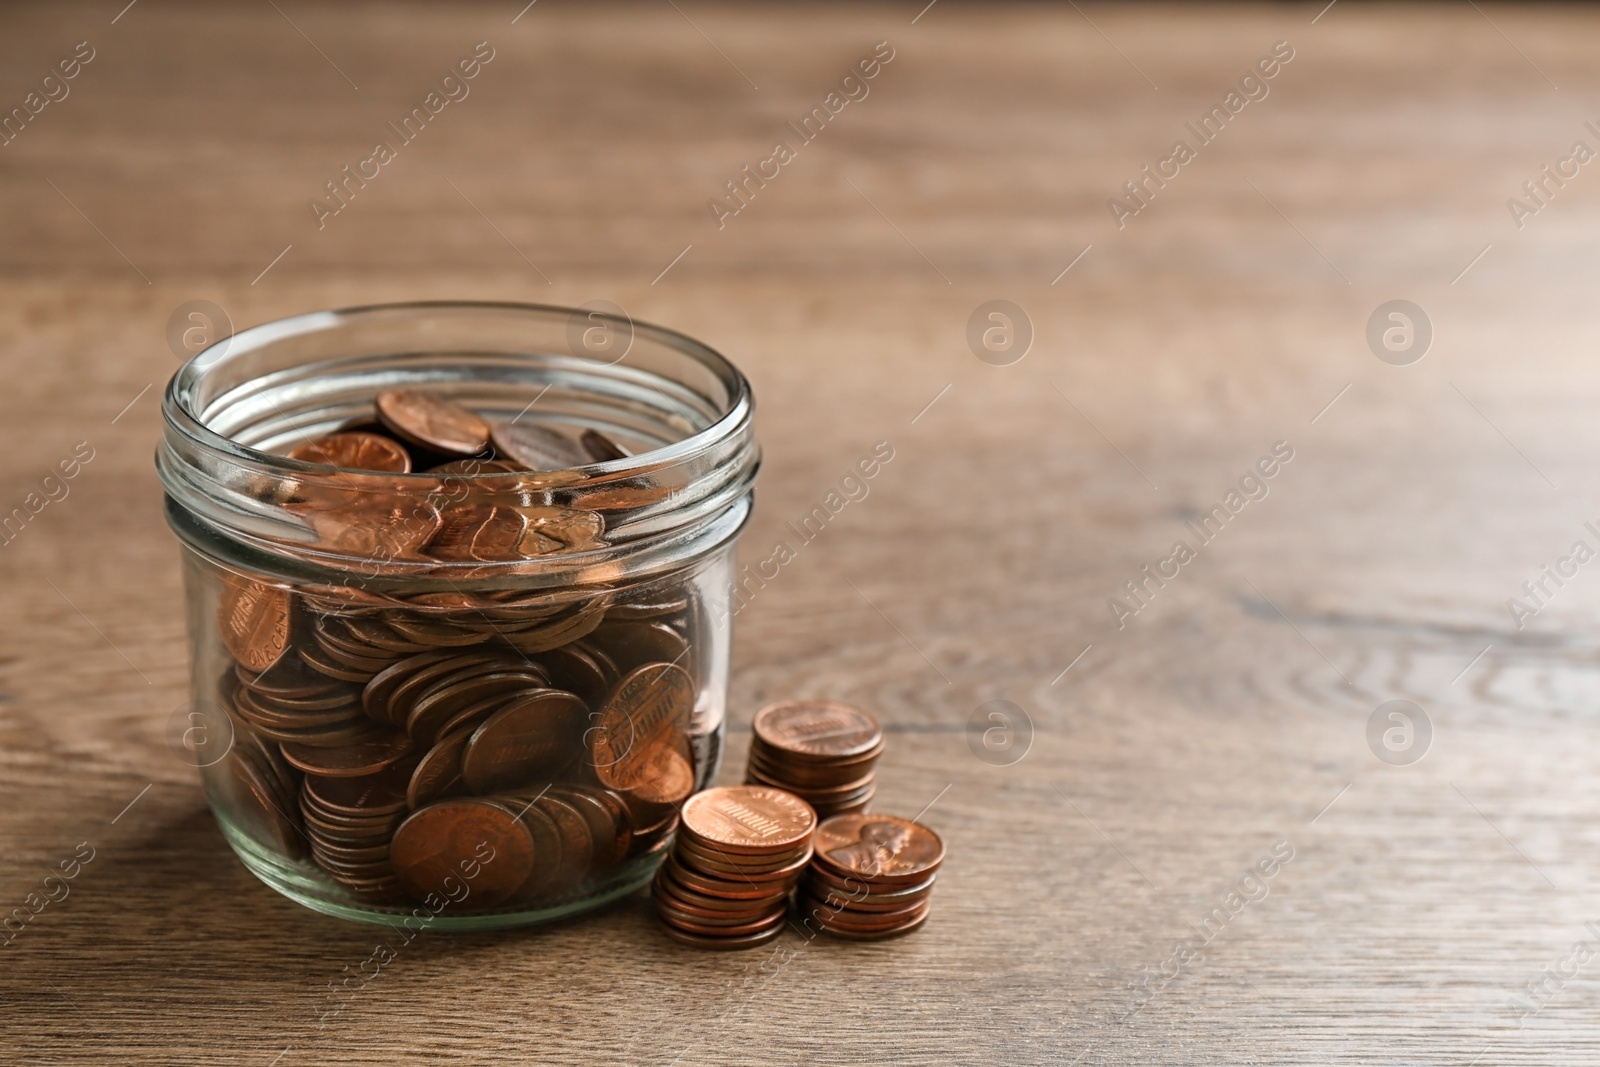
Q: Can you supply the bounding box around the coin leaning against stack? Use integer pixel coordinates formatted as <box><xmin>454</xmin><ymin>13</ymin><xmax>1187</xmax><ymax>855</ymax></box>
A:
<box><xmin>745</xmin><ymin>700</ymin><xmax>883</xmax><ymax>818</ymax></box>
<box><xmin>796</xmin><ymin>812</ymin><xmax>944</xmax><ymax>939</ymax></box>
<box><xmin>652</xmin><ymin>786</ymin><xmax>816</xmax><ymax>950</ymax></box>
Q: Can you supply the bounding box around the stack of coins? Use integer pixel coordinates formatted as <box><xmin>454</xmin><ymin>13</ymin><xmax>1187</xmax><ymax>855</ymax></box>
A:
<box><xmin>797</xmin><ymin>813</ymin><xmax>944</xmax><ymax>940</ymax></box>
<box><xmin>652</xmin><ymin>786</ymin><xmax>816</xmax><ymax>949</ymax></box>
<box><xmin>299</xmin><ymin>765</ymin><xmax>412</xmax><ymax>901</ymax></box>
<box><xmin>745</xmin><ymin>700</ymin><xmax>883</xmax><ymax>818</ymax></box>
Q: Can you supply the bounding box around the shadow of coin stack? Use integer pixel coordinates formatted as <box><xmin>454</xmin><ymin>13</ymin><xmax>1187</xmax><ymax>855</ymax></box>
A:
<box><xmin>744</xmin><ymin>700</ymin><xmax>882</xmax><ymax>818</ymax></box>
<box><xmin>652</xmin><ymin>785</ymin><xmax>816</xmax><ymax>949</ymax></box>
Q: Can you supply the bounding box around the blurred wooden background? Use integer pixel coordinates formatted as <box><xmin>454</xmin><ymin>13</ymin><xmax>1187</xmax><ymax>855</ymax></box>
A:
<box><xmin>3</xmin><ymin>2</ymin><xmax>1600</xmax><ymax>1063</ymax></box>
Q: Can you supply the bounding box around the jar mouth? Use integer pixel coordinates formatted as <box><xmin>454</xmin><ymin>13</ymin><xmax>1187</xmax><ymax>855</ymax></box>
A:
<box><xmin>157</xmin><ymin>301</ymin><xmax>758</xmax><ymax>588</ymax></box>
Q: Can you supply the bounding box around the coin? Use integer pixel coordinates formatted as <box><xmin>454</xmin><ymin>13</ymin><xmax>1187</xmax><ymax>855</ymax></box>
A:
<box><xmin>553</xmin><ymin>786</ymin><xmax>630</xmax><ymax>867</ymax></box>
<box><xmin>681</xmin><ymin>786</ymin><xmax>816</xmax><ymax>856</ymax></box>
<box><xmin>658</xmin><ymin>921</ymin><xmax>785</xmax><ymax>951</ymax></box>
<box><xmin>812</xmin><ymin>813</ymin><xmax>944</xmax><ymax>885</ymax></box>
<box><xmin>579</xmin><ymin>428</ymin><xmax>629</xmax><ymax>462</ymax></box>
<box><xmin>376</xmin><ymin>389</ymin><xmax>491</xmax><ymax>456</ymax></box>
<box><xmin>752</xmin><ymin>700</ymin><xmax>882</xmax><ymax>761</ymax></box>
<box><xmin>810</xmin><ymin>909</ymin><xmax>930</xmax><ymax>941</ymax></box>
<box><xmin>218</xmin><ymin>573</ymin><xmax>292</xmax><ymax>673</ymax></box>
<box><xmin>405</xmin><ymin>724</ymin><xmax>473</xmax><ymax>808</ymax></box>
<box><xmin>302</xmin><ymin>765</ymin><xmax>410</xmax><ymax>816</ymax></box>
<box><xmin>490</xmin><ymin>421</ymin><xmax>589</xmax><ymax>470</ymax></box>
<box><xmin>591</xmin><ymin>621</ymin><xmax>689</xmax><ymax>673</ymax></box>
<box><xmin>279</xmin><ymin>731</ymin><xmax>415</xmax><ymax>778</ymax></box>
<box><xmin>406</xmin><ymin>668</ymin><xmax>548</xmax><ymax>746</ymax></box>
<box><xmin>535</xmin><ymin>794</ymin><xmax>594</xmax><ymax>891</ymax></box>
<box><xmin>287</xmin><ymin>432</ymin><xmax>412</xmax><ymax>473</ymax></box>
<box><xmin>390</xmin><ymin>798</ymin><xmax>535</xmax><ymax>907</ymax></box>
<box><xmin>591</xmin><ymin>662</ymin><xmax>693</xmax><ymax>794</ymax></box>
<box><xmin>460</xmin><ymin>690</ymin><xmax>588</xmax><ymax>793</ymax></box>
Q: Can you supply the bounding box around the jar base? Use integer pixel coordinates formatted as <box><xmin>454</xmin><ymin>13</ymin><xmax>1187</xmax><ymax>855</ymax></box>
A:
<box><xmin>215</xmin><ymin>808</ymin><xmax>666</xmax><ymax>930</ymax></box>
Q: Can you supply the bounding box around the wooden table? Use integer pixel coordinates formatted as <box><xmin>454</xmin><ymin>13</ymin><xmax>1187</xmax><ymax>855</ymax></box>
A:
<box><xmin>3</xmin><ymin>2</ymin><xmax>1598</xmax><ymax>1062</ymax></box>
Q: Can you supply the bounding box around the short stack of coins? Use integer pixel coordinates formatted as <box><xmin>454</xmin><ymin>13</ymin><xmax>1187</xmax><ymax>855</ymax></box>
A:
<box><xmin>745</xmin><ymin>700</ymin><xmax>882</xmax><ymax>818</ymax></box>
<box><xmin>652</xmin><ymin>786</ymin><xmax>815</xmax><ymax>949</ymax></box>
<box><xmin>797</xmin><ymin>812</ymin><xmax>944</xmax><ymax>940</ymax></box>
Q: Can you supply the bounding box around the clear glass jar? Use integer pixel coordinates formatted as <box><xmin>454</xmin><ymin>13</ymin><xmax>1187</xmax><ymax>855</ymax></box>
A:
<box><xmin>157</xmin><ymin>302</ymin><xmax>758</xmax><ymax>928</ymax></box>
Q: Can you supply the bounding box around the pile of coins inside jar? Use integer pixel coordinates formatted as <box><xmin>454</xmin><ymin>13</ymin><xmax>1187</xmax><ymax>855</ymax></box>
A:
<box><xmin>650</xmin><ymin>700</ymin><xmax>945</xmax><ymax>948</ymax></box>
<box><xmin>211</xmin><ymin>388</ymin><xmax>702</xmax><ymax>909</ymax></box>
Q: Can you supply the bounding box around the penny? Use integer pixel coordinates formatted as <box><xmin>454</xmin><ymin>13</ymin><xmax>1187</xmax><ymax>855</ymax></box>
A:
<box><xmin>590</xmin><ymin>662</ymin><xmax>693</xmax><ymax>794</ymax></box>
<box><xmin>536</xmin><ymin>645</ymin><xmax>610</xmax><ymax>706</ymax></box>
<box><xmin>661</xmin><ymin>855</ymin><xmax>801</xmax><ymax>899</ymax></box>
<box><xmin>535</xmin><ymin>794</ymin><xmax>594</xmax><ymax>891</ymax></box>
<box><xmin>504</xmin><ymin>797</ymin><xmax>564</xmax><ymax>901</ymax></box>
<box><xmin>306</xmin><ymin>495</ymin><xmax>443</xmax><ymax>561</ymax></box>
<box><xmin>659</xmin><ymin>921</ymin><xmax>786</xmax><ymax>951</ymax></box>
<box><xmin>406</xmin><ymin>669</ymin><xmax>547</xmax><ymax>746</ymax></box>
<box><xmin>553</xmin><ymin>786</ymin><xmax>630</xmax><ymax>868</ymax></box>
<box><xmin>460</xmin><ymin>690</ymin><xmax>588</xmax><ymax>793</ymax></box>
<box><xmin>654</xmin><ymin>873</ymin><xmax>786</xmax><ymax>914</ymax></box>
<box><xmin>422</xmin><ymin>504</ymin><xmax>532</xmax><ymax>563</ymax></box>
<box><xmin>802</xmin><ymin>883</ymin><xmax>934</xmax><ymax>915</ymax></box>
<box><xmin>427</xmin><ymin>458</ymin><xmax>522</xmax><ymax>476</ymax></box>
<box><xmin>681</xmin><ymin>786</ymin><xmax>816</xmax><ymax>856</ymax></box>
<box><xmin>627</xmin><ymin>743</ymin><xmax>695</xmax><ymax>806</ymax></box>
<box><xmin>658</xmin><ymin>907</ymin><xmax>788</xmax><ymax>939</ymax></box>
<box><xmin>287</xmin><ymin>431</ymin><xmax>412</xmax><ymax>473</ymax></box>
<box><xmin>811</xmin><ymin>813</ymin><xmax>945</xmax><ymax>885</ymax></box>
<box><xmin>564</xmin><ymin>482</ymin><xmax>675</xmax><ymax>512</ymax></box>
<box><xmin>280</xmin><ymin>731</ymin><xmax>415</xmax><ymax>778</ymax></box>
<box><xmin>303</xmin><ymin>764</ymin><xmax>411</xmax><ymax>816</ymax></box>
<box><xmin>804</xmin><ymin>864</ymin><xmax>937</xmax><ymax>901</ymax></box>
<box><xmin>218</xmin><ymin>573</ymin><xmax>292</xmax><ymax>673</ymax></box>
<box><xmin>490</xmin><ymin>421</ymin><xmax>589</xmax><ymax>470</ymax></box>
<box><xmin>812</xmin><ymin>908</ymin><xmax>931</xmax><ymax>941</ymax></box>
<box><xmin>405</xmin><ymin>725</ymin><xmax>474</xmax><ymax>808</ymax></box>
<box><xmin>376</xmin><ymin>389</ymin><xmax>491</xmax><ymax>457</ymax></box>
<box><xmin>752</xmin><ymin>700</ymin><xmax>882</xmax><ymax>761</ymax></box>
<box><xmin>518</xmin><ymin>507</ymin><xmax>606</xmax><ymax>555</ymax></box>
<box><xmin>390</xmin><ymin>798</ymin><xmax>535</xmax><ymax>908</ymax></box>
<box><xmin>677</xmin><ymin>840</ymin><xmax>812</xmax><ymax>879</ymax></box>
<box><xmin>579</xmin><ymin>428</ymin><xmax>629</xmax><ymax>462</ymax></box>
<box><xmin>227</xmin><ymin>745</ymin><xmax>305</xmax><ymax>858</ymax></box>
<box><xmin>605</xmin><ymin>590</ymin><xmax>690</xmax><ymax>621</ymax></box>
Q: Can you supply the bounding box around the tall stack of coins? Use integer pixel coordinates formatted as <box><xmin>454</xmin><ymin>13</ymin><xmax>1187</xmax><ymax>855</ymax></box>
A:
<box><xmin>797</xmin><ymin>813</ymin><xmax>944</xmax><ymax>940</ymax></box>
<box><xmin>652</xmin><ymin>786</ymin><xmax>815</xmax><ymax>949</ymax></box>
<box><xmin>209</xmin><ymin>386</ymin><xmax>702</xmax><ymax>911</ymax></box>
<box><xmin>745</xmin><ymin>700</ymin><xmax>882</xmax><ymax>818</ymax></box>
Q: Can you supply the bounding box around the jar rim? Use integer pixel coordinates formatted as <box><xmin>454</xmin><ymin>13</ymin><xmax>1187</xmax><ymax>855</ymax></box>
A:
<box><xmin>163</xmin><ymin>299</ymin><xmax>752</xmax><ymax>481</ymax></box>
<box><xmin>157</xmin><ymin>300</ymin><xmax>759</xmax><ymax>587</ymax></box>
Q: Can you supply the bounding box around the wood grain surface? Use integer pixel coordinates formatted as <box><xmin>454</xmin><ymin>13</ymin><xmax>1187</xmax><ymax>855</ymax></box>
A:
<box><xmin>3</xmin><ymin>2</ymin><xmax>1600</xmax><ymax>1063</ymax></box>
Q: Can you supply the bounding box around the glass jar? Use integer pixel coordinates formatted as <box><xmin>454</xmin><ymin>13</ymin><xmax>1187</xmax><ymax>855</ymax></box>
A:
<box><xmin>157</xmin><ymin>301</ymin><xmax>758</xmax><ymax>928</ymax></box>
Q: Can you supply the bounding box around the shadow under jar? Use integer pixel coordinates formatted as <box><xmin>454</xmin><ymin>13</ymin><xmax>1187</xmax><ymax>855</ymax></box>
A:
<box><xmin>157</xmin><ymin>302</ymin><xmax>758</xmax><ymax>929</ymax></box>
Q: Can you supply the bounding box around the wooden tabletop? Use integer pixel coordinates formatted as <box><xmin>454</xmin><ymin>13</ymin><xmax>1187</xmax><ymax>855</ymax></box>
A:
<box><xmin>4</xmin><ymin>1</ymin><xmax>1599</xmax><ymax>1063</ymax></box>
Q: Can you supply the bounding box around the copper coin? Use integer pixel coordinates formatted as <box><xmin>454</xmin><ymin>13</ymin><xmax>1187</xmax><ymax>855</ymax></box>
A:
<box><xmin>490</xmin><ymin>421</ymin><xmax>588</xmax><ymax>470</ymax></box>
<box><xmin>678</xmin><ymin>838</ymin><xmax>819</xmax><ymax>883</ymax></box>
<box><xmin>368</xmin><ymin>651</ymin><xmax>494</xmax><ymax>726</ymax></box>
<box><xmin>287</xmin><ymin>431</ymin><xmax>412</xmax><ymax>473</ymax></box>
<box><xmin>376</xmin><ymin>389</ymin><xmax>491</xmax><ymax>456</ymax></box>
<box><xmin>553</xmin><ymin>786</ymin><xmax>629</xmax><ymax>868</ymax></box>
<box><xmin>662</xmin><ymin>854</ymin><xmax>799</xmax><ymax>900</ymax></box>
<box><xmin>279</xmin><ymin>732</ymin><xmax>415</xmax><ymax>778</ymax></box>
<box><xmin>305</xmin><ymin>494</ymin><xmax>443</xmax><ymax>561</ymax></box>
<box><xmin>654</xmin><ymin>893</ymin><xmax>786</xmax><ymax>931</ymax></box>
<box><xmin>659</xmin><ymin>921</ymin><xmax>786</xmax><ymax>951</ymax></box>
<box><xmin>676</xmin><ymin>841</ymin><xmax>812</xmax><ymax>880</ymax></box>
<box><xmin>814</xmin><ymin>900</ymin><xmax>933</xmax><ymax>935</ymax></box>
<box><xmin>579</xmin><ymin>428</ymin><xmax>629</xmax><ymax>462</ymax></box>
<box><xmin>406</xmin><ymin>669</ymin><xmax>547</xmax><ymax>746</ymax></box>
<box><xmin>535</xmin><ymin>794</ymin><xmax>594</xmax><ymax>891</ymax></box>
<box><xmin>590</xmin><ymin>662</ymin><xmax>693</xmax><ymax>793</ymax></box>
<box><xmin>658</xmin><ymin>907</ymin><xmax>787</xmax><ymax>939</ymax></box>
<box><xmin>422</xmin><ymin>504</ymin><xmax>530</xmax><ymax>563</ymax></box>
<box><xmin>812</xmin><ymin>813</ymin><xmax>944</xmax><ymax>885</ymax></box>
<box><xmin>627</xmin><ymin>743</ymin><xmax>695</xmax><ymax>806</ymax></box>
<box><xmin>802</xmin><ymin>883</ymin><xmax>934</xmax><ymax>915</ymax></box>
<box><xmin>226</xmin><ymin>746</ymin><xmax>305</xmax><ymax>858</ymax></box>
<box><xmin>501</xmin><ymin>795</ymin><xmax>564</xmax><ymax>900</ymax></box>
<box><xmin>406</xmin><ymin>725</ymin><xmax>474</xmax><ymax>808</ymax></box>
<box><xmin>218</xmin><ymin>574</ymin><xmax>291</xmax><ymax>673</ymax></box>
<box><xmin>653</xmin><ymin>872</ymin><xmax>786</xmax><ymax>914</ymax></box>
<box><xmin>743</xmin><ymin>764</ymin><xmax>875</xmax><ymax>801</ymax></box>
<box><xmin>460</xmin><ymin>690</ymin><xmax>588</xmax><ymax>794</ymax></box>
<box><xmin>681</xmin><ymin>786</ymin><xmax>816</xmax><ymax>856</ymax></box>
<box><xmin>303</xmin><ymin>764</ymin><xmax>411</xmax><ymax>816</ymax></box>
<box><xmin>390</xmin><ymin>798</ymin><xmax>534</xmax><ymax>907</ymax></box>
<box><xmin>652</xmin><ymin>875</ymin><xmax>777</xmax><ymax>921</ymax></box>
<box><xmin>564</xmin><ymin>482</ymin><xmax>675</xmax><ymax>512</ymax></box>
<box><xmin>605</xmin><ymin>591</ymin><xmax>690</xmax><ymax>621</ymax></box>
<box><xmin>535</xmin><ymin>645</ymin><xmax>610</xmax><ymax>706</ymax></box>
<box><xmin>502</xmin><ymin>602</ymin><xmax>608</xmax><ymax>653</ymax></box>
<box><xmin>804</xmin><ymin>864</ymin><xmax>936</xmax><ymax>901</ymax></box>
<box><xmin>752</xmin><ymin>700</ymin><xmax>882</xmax><ymax>761</ymax></box>
<box><xmin>517</xmin><ymin>506</ymin><xmax>605</xmax><ymax>555</ymax></box>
